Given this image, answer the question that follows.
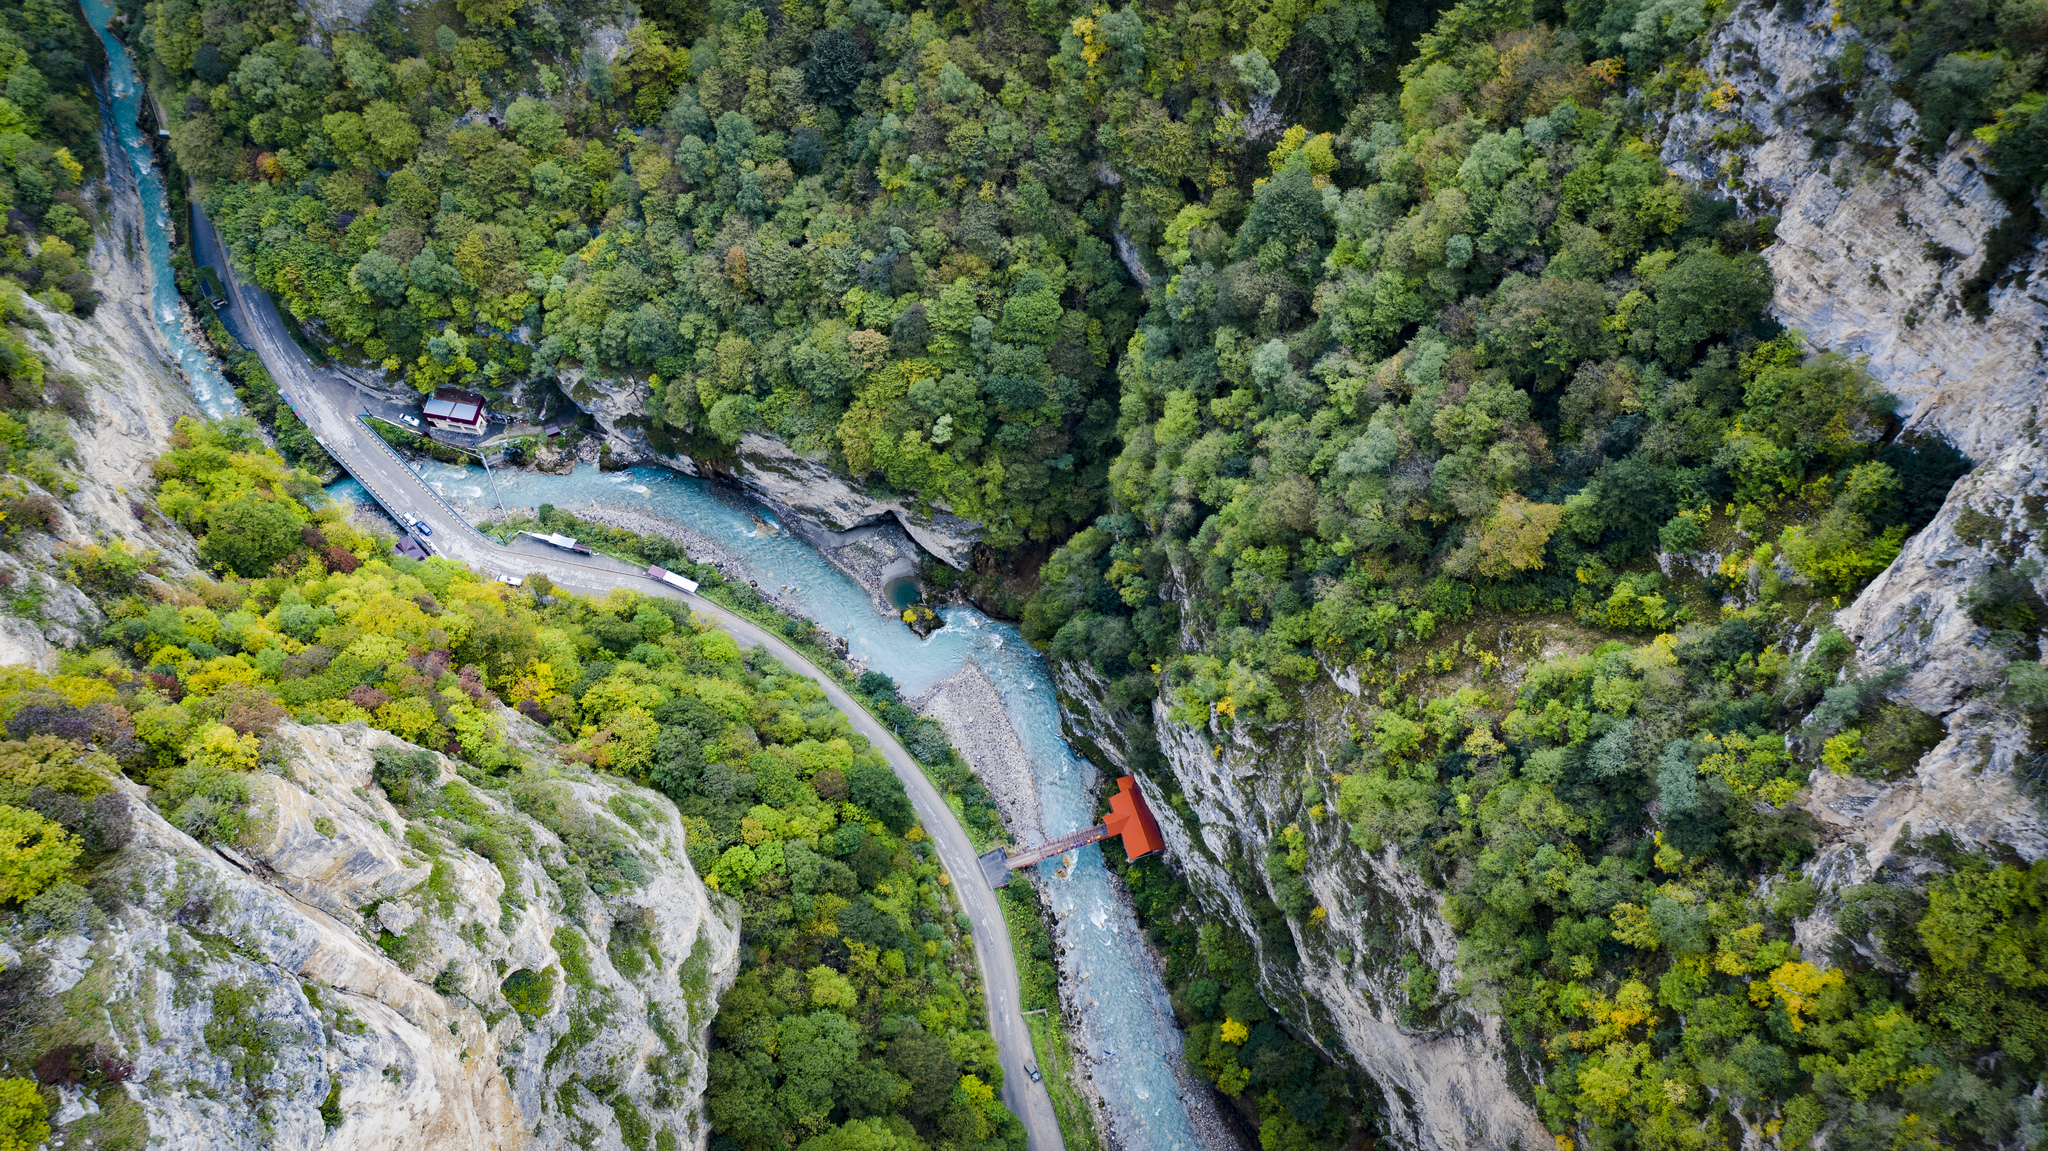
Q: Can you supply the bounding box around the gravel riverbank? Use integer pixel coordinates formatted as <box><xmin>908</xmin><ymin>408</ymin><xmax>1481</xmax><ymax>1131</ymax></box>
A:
<box><xmin>907</xmin><ymin>662</ymin><xmax>1046</xmax><ymax>842</ymax></box>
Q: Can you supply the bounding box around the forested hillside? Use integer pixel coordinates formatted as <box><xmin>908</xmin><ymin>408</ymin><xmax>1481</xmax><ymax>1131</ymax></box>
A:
<box><xmin>95</xmin><ymin>0</ymin><xmax>2048</xmax><ymax>1144</ymax></box>
<box><xmin>1</xmin><ymin>0</ymin><xmax>101</xmax><ymax>317</ymax></box>
<box><xmin>1014</xmin><ymin>0</ymin><xmax>2042</xmax><ymax>1147</ymax></box>
<box><xmin>0</xmin><ymin>413</ymin><xmax>1015</xmax><ymax>1149</ymax></box>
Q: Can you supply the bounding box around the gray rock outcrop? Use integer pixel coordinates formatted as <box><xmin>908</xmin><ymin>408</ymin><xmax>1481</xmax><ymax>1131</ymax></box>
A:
<box><xmin>0</xmin><ymin>143</ymin><xmax>209</xmax><ymax>670</ymax></box>
<box><xmin>1662</xmin><ymin>0</ymin><xmax>2048</xmax><ymax>874</ymax></box>
<box><xmin>550</xmin><ymin>368</ymin><xmax>982</xmax><ymax>568</ymax></box>
<box><xmin>28</xmin><ymin>721</ymin><xmax>738</xmax><ymax>1151</ymax></box>
<box><xmin>1055</xmin><ymin>658</ymin><xmax>1549</xmax><ymax>1151</ymax></box>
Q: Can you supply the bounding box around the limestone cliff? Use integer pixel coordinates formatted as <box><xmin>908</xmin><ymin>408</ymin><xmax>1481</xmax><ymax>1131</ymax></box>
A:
<box><xmin>1659</xmin><ymin>0</ymin><xmax>2048</xmax><ymax>877</ymax></box>
<box><xmin>0</xmin><ymin>138</ymin><xmax>208</xmax><ymax>672</ymax></box>
<box><xmin>15</xmin><ymin>720</ymin><xmax>738</xmax><ymax>1151</ymax></box>
<box><xmin>560</xmin><ymin>360</ymin><xmax>982</xmax><ymax>568</ymax></box>
<box><xmin>1056</xmin><ymin>659</ymin><xmax>1550</xmax><ymax>1151</ymax></box>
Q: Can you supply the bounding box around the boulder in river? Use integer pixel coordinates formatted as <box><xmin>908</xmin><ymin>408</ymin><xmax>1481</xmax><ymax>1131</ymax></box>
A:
<box><xmin>901</xmin><ymin>602</ymin><xmax>943</xmax><ymax>638</ymax></box>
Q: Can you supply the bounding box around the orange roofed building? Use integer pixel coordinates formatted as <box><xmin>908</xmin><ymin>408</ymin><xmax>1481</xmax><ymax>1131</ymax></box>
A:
<box><xmin>1104</xmin><ymin>775</ymin><xmax>1164</xmax><ymax>860</ymax></box>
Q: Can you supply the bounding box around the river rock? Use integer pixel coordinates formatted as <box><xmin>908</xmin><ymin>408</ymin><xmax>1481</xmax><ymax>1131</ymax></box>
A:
<box><xmin>901</xmin><ymin>602</ymin><xmax>944</xmax><ymax>638</ymax></box>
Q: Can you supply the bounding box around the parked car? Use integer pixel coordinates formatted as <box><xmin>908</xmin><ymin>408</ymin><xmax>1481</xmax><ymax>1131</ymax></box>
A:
<box><xmin>495</xmin><ymin>574</ymin><xmax>524</xmax><ymax>587</ymax></box>
<box><xmin>1025</xmin><ymin>1061</ymin><xmax>1041</xmax><ymax>1083</ymax></box>
<box><xmin>399</xmin><ymin>414</ymin><xmax>421</xmax><ymax>427</ymax></box>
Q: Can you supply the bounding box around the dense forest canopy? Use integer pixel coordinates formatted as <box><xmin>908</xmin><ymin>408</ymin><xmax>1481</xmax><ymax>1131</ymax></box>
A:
<box><xmin>0</xmin><ymin>0</ymin><xmax>101</xmax><ymax>318</ymax></box>
<box><xmin>99</xmin><ymin>0</ymin><xmax>2048</xmax><ymax>1146</ymax></box>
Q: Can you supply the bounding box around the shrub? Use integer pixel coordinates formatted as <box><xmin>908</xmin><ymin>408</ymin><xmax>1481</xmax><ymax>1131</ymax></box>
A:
<box><xmin>159</xmin><ymin>763</ymin><xmax>251</xmax><ymax>845</ymax></box>
<box><xmin>21</xmin><ymin>880</ymin><xmax>100</xmax><ymax>938</ymax></box>
<box><xmin>0</xmin><ymin>1076</ymin><xmax>48</xmax><ymax>1151</ymax></box>
<box><xmin>499</xmin><ymin>962</ymin><xmax>557</xmax><ymax>1015</ymax></box>
<box><xmin>371</xmin><ymin>745</ymin><xmax>441</xmax><ymax>809</ymax></box>
<box><xmin>1963</xmin><ymin>566</ymin><xmax>2048</xmax><ymax>644</ymax></box>
<box><xmin>0</xmin><ymin>805</ymin><xmax>78</xmax><ymax>903</ymax></box>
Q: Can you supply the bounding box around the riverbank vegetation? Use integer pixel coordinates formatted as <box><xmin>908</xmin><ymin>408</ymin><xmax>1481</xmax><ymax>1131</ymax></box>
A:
<box><xmin>994</xmin><ymin>879</ymin><xmax>1096</xmax><ymax>1150</ymax></box>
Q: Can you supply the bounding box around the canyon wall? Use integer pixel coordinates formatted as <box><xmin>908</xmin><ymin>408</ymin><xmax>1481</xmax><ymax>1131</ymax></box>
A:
<box><xmin>23</xmin><ymin>720</ymin><xmax>738</xmax><ymax>1150</ymax></box>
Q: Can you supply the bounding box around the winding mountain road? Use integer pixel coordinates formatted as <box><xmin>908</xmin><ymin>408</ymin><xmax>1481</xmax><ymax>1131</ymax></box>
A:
<box><xmin>191</xmin><ymin>209</ymin><xmax>1065</xmax><ymax>1151</ymax></box>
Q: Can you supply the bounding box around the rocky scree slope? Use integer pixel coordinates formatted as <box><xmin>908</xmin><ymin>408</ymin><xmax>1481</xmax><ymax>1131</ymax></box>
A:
<box><xmin>18</xmin><ymin>719</ymin><xmax>737</xmax><ymax>1151</ymax></box>
<box><xmin>1047</xmin><ymin>4</ymin><xmax>2048</xmax><ymax>1150</ymax></box>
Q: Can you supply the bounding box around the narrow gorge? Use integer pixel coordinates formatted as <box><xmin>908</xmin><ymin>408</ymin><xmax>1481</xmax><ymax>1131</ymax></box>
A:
<box><xmin>2</xmin><ymin>0</ymin><xmax>2047</xmax><ymax>1148</ymax></box>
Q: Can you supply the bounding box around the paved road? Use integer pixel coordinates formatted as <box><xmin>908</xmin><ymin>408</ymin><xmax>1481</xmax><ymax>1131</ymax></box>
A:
<box><xmin>194</xmin><ymin>209</ymin><xmax>1065</xmax><ymax>1151</ymax></box>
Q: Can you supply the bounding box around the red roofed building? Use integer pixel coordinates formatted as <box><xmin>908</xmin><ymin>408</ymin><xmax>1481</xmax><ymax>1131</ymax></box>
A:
<box><xmin>422</xmin><ymin>388</ymin><xmax>486</xmax><ymax>433</ymax></box>
<box><xmin>1104</xmin><ymin>775</ymin><xmax>1165</xmax><ymax>860</ymax></box>
<box><xmin>983</xmin><ymin>774</ymin><xmax>1167</xmax><ymax>887</ymax></box>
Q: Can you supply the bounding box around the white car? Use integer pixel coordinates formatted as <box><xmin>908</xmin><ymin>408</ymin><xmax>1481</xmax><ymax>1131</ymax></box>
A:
<box><xmin>399</xmin><ymin>414</ymin><xmax>421</xmax><ymax>427</ymax></box>
<box><xmin>495</xmin><ymin>574</ymin><xmax>524</xmax><ymax>587</ymax></box>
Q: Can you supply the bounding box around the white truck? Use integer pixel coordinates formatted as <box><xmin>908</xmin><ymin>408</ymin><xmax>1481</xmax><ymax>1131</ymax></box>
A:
<box><xmin>646</xmin><ymin>565</ymin><xmax>699</xmax><ymax>595</ymax></box>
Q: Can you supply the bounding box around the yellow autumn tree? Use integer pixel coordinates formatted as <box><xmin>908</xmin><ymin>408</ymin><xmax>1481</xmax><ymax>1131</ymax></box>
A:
<box><xmin>1447</xmin><ymin>494</ymin><xmax>1566</xmax><ymax>580</ymax></box>
<box><xmin>1751</xmin><ymin>961</ymin><xmax>1845</xmax><ymax>1031</ymax></box>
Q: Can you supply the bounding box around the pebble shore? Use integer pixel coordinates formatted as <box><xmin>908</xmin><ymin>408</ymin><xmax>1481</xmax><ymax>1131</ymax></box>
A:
<box><xmin>906</xmin><ymin>662</ymin><xmax>1045</xmax><ymax>842</ymax></box>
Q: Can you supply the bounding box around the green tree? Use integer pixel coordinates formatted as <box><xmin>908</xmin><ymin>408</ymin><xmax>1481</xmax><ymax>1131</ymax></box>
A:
<box><xmin>804</xmin><ymin>28</ymin><xmax>866</xmax><ymax>107</ymax></box>
<box><xmin>776</xmin><ymin>1011</ymin><xmax>862</xmax><ymax>1131</ymax></box>
<box><xmin>0</xmin><ymin>805</ymin><xmax>78</xmax><ymax>903</ymax></box>
<box><xmin>797</xmin><ymin>1118</ymin><xmax>928</xmax><ymax>1151</ymax></box>
<box><xmin>199</xmin><ymin>494</ymin><xmax>305</xmax><ymax>577</ymax></box>
<box><xmin>505</xmin><ymin>96</ymin><xmax>566</xmax><ymax>152</ymax></box>
<box><xmin>1643</xmin><ymin>250</ymin><xmax>1772</xmax><ymax>366</ymax></box>
<box><xmin>362</xmin><ymin>100</ymin><xmax>421</xmax><ymax>168</ymax></box>
<box><xmin>354</xmin><ymin>250</ymin><xmax>410</xmax><ymax>305</ymax></box>
<box><xmin>885</xmin><ymin>1022</ymin><xmax>959</xmax><ymax>1115</ymax></box>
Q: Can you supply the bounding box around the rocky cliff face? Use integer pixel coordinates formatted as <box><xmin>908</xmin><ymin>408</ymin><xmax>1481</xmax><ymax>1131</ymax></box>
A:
<box><xmin>1044</xmin><ymin>5</ymin><xmax>2048</xmax><ymax>1148</ymax></box>
<box><xmin>562</xmin><ymin>359</ymin><xmax>983</xmax><ymax>567</ymax></box>
<box><xmin>17</xmin><ymin>720</ymin><xmax>737</xmax><ymax>1151</ymax></box>
<box><xmin>1659</xmin><ymin>0</ymin><xmax>2048</xmax><ymax>878</ymax></box>
<box><xmin>0</xmin><ymin>147</ymin><xmax>209</xmax><ymax>673</ymax></box>
<box><xmin>1056</xmin><ymin>660</ymin><xmax>1549</xmax><ymax>1151</ymax></box>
